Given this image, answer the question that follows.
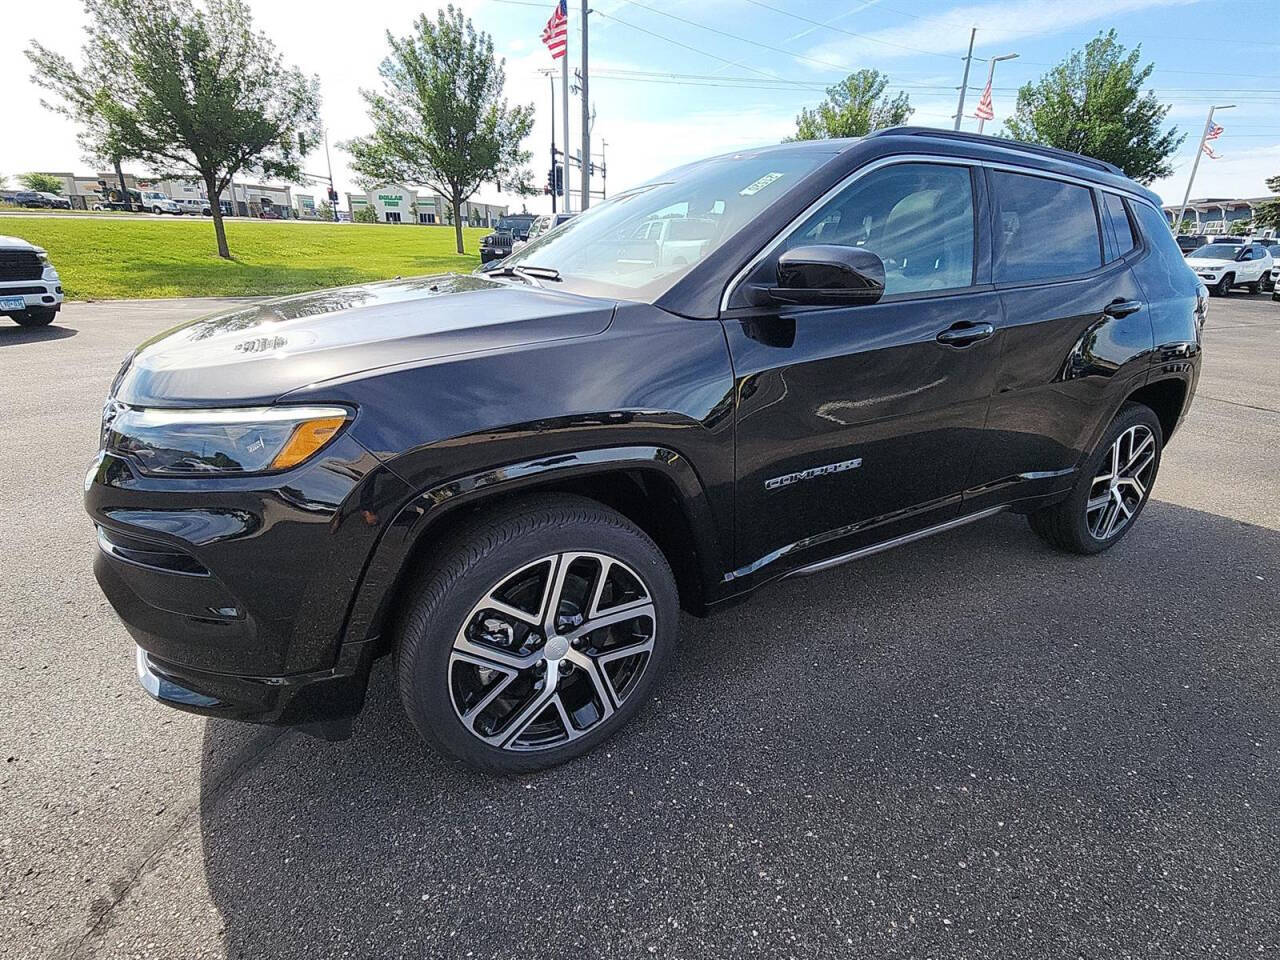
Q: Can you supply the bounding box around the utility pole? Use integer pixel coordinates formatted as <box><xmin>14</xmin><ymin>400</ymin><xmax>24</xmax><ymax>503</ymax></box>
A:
<box><xmin>580</xmin><ymin>0</ymin><xmax>591</xmax><ymax>210</ymax></box>
<box><xmin>547</xmin><ymin>71</ymin><xmax>557</xmax><ymax>214</ymax></box>
<box><xmin>953</xmin><ymin>27</ymin><xmax>976</xmax><ymax>131</ymax></box>
<box><xmin>1176</xmin><ymin>104</ymin><xmax>1235</xmax><ymax>232</ymax></box>
<box><xmin>976</xmin><ymin>52</ymin><xmax>1018</xmax><ymax>134</ymax></box>
<box><xmin>600</xmin><ymin>139</ymin><xmax>607</xmax><ymax>199</ymax></box>
<box><xmin>562</xmin><ymin>10</ymin><xmax>572</xmax><ymax>214</ymax></box>
<box><xmin>324</xmin><ymin>130</ymin><xmax>337</xmax><ymax>221</ymax></box>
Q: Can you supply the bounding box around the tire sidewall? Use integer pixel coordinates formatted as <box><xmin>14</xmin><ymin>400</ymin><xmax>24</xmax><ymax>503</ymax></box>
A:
<box><xmin>399</xmin><ymin>511</ymin><xmax>678</xmax><ymax>775</ymax></box>
<box><xmin>1061</xmin><ymin>404</ymin><xmax>1163</xmax><ymax>553</ymax></box>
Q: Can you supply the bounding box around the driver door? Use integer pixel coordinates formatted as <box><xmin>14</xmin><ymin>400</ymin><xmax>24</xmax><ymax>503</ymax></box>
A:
<box><xmin>722</xmin><ymin>160</ymin><xmax>1002</xmax><ymax>579</ymax></box>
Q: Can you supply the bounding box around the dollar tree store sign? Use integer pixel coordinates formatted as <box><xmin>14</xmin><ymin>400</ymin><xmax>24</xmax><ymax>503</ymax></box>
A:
<box><xmin>378</xmin><ymin>195</ymin><xmax>402</xmax><ymax>207</ymax></box>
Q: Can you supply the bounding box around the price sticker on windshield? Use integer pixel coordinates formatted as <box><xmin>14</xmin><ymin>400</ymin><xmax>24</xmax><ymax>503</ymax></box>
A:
<box><xmin>739</xmin><ymin>172</ymin><xmax>784</xmax><ymax>196</ymax></box>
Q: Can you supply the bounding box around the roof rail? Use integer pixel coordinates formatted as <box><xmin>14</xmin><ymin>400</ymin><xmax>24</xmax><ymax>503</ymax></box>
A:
<box><xmin>867</xmin><ymin>126</ymin><xmax>1125</xmax><ymax>178</ymax></box>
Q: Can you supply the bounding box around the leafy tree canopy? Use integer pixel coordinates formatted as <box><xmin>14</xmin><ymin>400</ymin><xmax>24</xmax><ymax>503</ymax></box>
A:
<box><xmin>1003</xmin><ymin>30</ymin><xmax>1183</xmax><ymax>185</ymax></box>
<box><xmin>343</xmin><ymin>5</ymin><xmax>534</xmax><ymax>254</ymax></box>
<box><xmin>18</xmin><ymin>172</ymin><xmax>65</xmax><ymax>194</ymax></box>
<box><xmin>789</xmin><ymin>69</ymin><xmax>913</xmax><ymax>141</ymax></box>
<box><xmin>27</xmin><ymin>0</ymin><xmax>321</xmax><ymax>258</ymax></box>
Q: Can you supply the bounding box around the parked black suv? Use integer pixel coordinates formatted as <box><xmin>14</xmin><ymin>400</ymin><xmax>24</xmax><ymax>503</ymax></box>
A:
<box><xmin>86</xmin><ymin>129</ymin><xmax>1204</xmax><ymax>773</ymax></box>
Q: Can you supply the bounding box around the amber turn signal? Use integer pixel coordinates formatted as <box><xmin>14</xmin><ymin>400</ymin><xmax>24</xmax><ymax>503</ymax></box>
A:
<box><xmin>269</xmin><ymin>417</ymin><xmax>348</xmax><ymax>470</ymax></box>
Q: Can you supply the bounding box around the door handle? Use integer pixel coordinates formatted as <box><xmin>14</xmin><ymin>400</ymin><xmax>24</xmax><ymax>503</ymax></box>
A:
<box><xmin>936</xmin><ymin>321</ymin><xmax>994</xmax><ymax>346</ymax></box>
<box><xmin>1104</xmin><ymin>299</ymin><xmax>1143</xmax><ymax>318</ymax></box>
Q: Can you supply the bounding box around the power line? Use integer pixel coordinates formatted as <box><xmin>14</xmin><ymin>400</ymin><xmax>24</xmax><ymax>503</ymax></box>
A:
<box><xmin>736</xmin><ymin>0</ymin><xmax>963</xmax><ymax>60</ymax></box>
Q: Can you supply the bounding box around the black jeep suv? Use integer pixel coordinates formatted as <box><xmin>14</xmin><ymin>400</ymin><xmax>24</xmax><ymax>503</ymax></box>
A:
<box><xmin>86</xmin><ymin>129</ymin><xmax>1204</xmax><ymax>774</ymax></box>
<box><xmin>479</xmin><ymin>214</ymin><xmax>537</xmax><ymax>264</ymax></box>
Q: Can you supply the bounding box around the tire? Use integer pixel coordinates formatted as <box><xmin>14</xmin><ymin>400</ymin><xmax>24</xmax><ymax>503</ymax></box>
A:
<box><xmin>1027</xmin><ymin>402</ymin><xmax>1163</xmax><ymax>555</ymax></box>
<box><xmin>1212</xmin><ymin>273</ymin><xmax>1233</xmax><ymax>297</ymax></box>
<box><xmin>1246</xmin><ymin>279</ymin><xmax>1260</xmax><ymax>294</ymax></box>
<box><xmin>11</xmin><ymin>307</ymin><xmax>57</xmax><ymax>327</ymax></box>
<box><xmin>395</xmin><ymin>494</ymin><xmax>678</xmax><ymax>774</ymax></box>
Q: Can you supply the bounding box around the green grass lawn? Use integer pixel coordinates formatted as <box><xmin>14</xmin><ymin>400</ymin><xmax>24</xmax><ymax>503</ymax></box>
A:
<box><xmin>0</xmin><ymin>215</ymin><xmax>488</xmax><ymax>300</ymax></box>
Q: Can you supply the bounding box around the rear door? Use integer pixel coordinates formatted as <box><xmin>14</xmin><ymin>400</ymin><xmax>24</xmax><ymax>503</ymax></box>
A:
<box><xmin>965</xmin><ymin>169</ymin><xmax>1153</xmax><ymax>510</ymax></box>
<box><xmin>723</xmin><ymin>159</ymin><xmax>1001</xmax><ymax>580</ymax></box>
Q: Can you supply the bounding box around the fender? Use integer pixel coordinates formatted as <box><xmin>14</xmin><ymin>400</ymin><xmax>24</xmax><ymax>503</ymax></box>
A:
<box><xmin>341</xmin><ymin>443</ymin><xmax>731</xmax><ymax>646</ymax></box>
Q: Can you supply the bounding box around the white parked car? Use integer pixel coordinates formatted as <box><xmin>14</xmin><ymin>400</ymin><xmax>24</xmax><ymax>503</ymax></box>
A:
<box><xmin>174</xmin><ymin>198</ymin><xmax>212</xmax><ymax>216</ymax></box>
<box><xmin>0</xmin><ymin>234</ymin><xmax>64</xmax><ymax>327</ymax></box>
<box><xmin>140</xmin><ymin>190</ymin><xmax>182</xmax><ymax>216</ymax></box>
<box><xmin>1185</xmin><ymin>241</ymin><xmax>1274</xmax><ymax>297</ymax></box>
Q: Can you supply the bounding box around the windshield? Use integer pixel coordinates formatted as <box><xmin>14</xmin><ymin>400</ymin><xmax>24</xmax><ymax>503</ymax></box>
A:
<box><xmin>497</xmin><ymin>217</ymin><xmax>532</xmax><ymax>231</ymax></box>
<box><xmin>498</xmin><ymin>149</ymin><xmax>829</xmax><ymax>300</ymax></box>
<box><xmin>1188</xmin><ymin>243</ymin><xmax>1242</xmax><ymax>259</ymax></box>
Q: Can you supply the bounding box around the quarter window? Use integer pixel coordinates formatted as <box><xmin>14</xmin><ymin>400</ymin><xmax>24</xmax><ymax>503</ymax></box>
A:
<box><xmin>1101</xmin><ymin>193</ymin><xmax>1136</xmax><ymax>260</ymax></box>
<box><xmin>781</xmin><ymin>162</ymin><xmax>976</xmax><ymax>296</ymax></box>
<box><xmin>992</xmin><ymin>171</ymin><xmax>1102</xmax><ymax>283</ymax></box>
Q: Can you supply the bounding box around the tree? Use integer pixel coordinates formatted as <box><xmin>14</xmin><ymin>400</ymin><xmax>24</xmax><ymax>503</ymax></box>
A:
<box><xmin>352</xmin><ymin>205</ymin><xmax>380</xmax><ymax>224</ymax></box>
<box><xmin>27</xmin><ymin>0</ymin><xmax>321</xmax><ymax>259</ymax></box>
<box><xmin>1254</xmin><ymin>175</ymin><xmax>1280</xmax><ymax>232</ymax></box>
<box><xmin>315</xmin><ymin>200</ymin><xmax>333</xmax><ymax>222</ymax></box>
<box><xmin>18</xmin><ymin>172</ymin><xmax>64</xmax><ymax>194</ymax></box>
<box><xmin>1004</xmin><ymin>30</ymin><xmax>1183</xmax><ymax>185</ymax></box>
<box><xmin>344</xmin><ymin>5</ymin><xmax>534</xmax><ymax>254</ymax></box>
<box><xmin>789</xmin><ymin>69</ymin><xmax>913</xmax><ymax>141</ymax></box>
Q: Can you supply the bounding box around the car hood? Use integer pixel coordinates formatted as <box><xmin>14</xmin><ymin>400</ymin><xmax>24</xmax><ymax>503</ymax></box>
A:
<box><xmin>114</xmin><ymin>274</ymin><xmax>617</xmax><ymax>407</ymax></box>
<box><xmin>0</xmin><ymin>235</ymin><xmax>38</xmax><ymax>251</ymax></box>
<box><xmin>1186</xmin><ymin>257</ymin><xmax>1240</xmax><ymax>270</ymax></box>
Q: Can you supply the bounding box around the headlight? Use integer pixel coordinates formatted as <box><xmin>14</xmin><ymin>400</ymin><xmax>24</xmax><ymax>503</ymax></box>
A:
<box><xmin>102</xmin><ymin>404</ymin><xmax>351</xmax><ymax>476</ymax></box>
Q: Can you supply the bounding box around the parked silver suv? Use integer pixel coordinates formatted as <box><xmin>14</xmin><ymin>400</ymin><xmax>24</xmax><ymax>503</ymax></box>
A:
<box><xmin>0</xmin><ymin>235</ymin><xmax>64</xmax><ymax>327</ymax></box>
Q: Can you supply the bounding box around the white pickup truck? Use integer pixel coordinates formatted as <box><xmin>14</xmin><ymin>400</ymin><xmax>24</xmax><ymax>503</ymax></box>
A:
<box><xmin>0</xmin><ymin>234</ymin><xmax>64</xmax><ymax>327</ymax></box>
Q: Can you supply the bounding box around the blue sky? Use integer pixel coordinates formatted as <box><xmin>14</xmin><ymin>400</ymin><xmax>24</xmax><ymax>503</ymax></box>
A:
<box><xmin>3</xmin><ymin>0</ymin><xmax>1278</xmax><ymax>211</ymax></box>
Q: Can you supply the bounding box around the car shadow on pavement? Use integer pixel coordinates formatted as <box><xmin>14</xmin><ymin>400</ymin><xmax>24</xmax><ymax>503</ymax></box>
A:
<box><xmin>197</xmin><ymin>501</ymin><xmax>1280</xmax><ymax>959</ymax></box>
<box><xmin>0</xmin><ymin>323</ymin><xmax>78</xmax><ymax>345</ymax></box>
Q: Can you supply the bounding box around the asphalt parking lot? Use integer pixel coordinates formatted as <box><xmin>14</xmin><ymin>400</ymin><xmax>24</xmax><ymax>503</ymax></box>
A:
<box><xmin>2</xmin><ymin>294</ymin><xmax>1278</xmax><ymax>960</ymax></box>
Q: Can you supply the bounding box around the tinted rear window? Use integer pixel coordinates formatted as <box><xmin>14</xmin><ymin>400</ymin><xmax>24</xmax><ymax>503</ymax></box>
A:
<box><xmin>1101</xmin><ymin>193</ymin><xmax>1136</xmax><ymax>259</ymax></box>
<box><xmin>992</xmin><ymin>171</ymin><xmax>1102</xmax><ymax>283</ymax></box>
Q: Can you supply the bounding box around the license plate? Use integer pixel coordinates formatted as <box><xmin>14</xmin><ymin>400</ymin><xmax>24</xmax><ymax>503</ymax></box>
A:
<box><xmin>0</xmin><ymin>295</ymin><xmax>27</xmax><ymax>311</ymax></box>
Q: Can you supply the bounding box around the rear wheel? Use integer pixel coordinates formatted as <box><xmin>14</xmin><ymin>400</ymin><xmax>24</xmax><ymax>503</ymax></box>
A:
<box><xmin>1247</xmin><ymin>277</ymin><xmax>1261</xmax><ymax>294</ymax></box>
<box><xmin>1028</xmin><ymin>403</ymin><xmax>1162</xmax><ymax>555</ymax></box>
<box><xmin>395</xmin><ymin>494</ymin><xmax>678</xmax><ymax>774</ymax></box>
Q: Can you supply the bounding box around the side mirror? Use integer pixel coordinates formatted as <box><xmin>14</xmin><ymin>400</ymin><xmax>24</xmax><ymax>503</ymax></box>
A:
<box><xmin>768</xmin><ymin>245</ymin><xmax>885</xmax><ymax>306</ymax></box>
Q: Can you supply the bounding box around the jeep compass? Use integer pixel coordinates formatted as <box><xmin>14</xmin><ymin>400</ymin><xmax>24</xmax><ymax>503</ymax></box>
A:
<box><xmin>86</xmin><ymin>128</ymin><xmax>1204</xmax><ymax>774</ymax></box>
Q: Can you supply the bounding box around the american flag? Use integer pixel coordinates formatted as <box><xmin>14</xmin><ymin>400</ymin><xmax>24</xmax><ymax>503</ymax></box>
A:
<box><xmin>1205</xmin><ymin>122</ymin><xmax>1224</xmax><ymax>141</ymax></box>
<box><xmin>1202</xmin><ymin>143</ymin><xmax>1221</xmax><ymax>160</ymax></box>
<box><xmin>542</xmin><ymin>0</ymin><xmax>567</xmax><ymax>60</ymax></box>
<box><xmin>973</xmin><ymin>79</ymin><xmax>994</xmax><ymax>121</ymax></box>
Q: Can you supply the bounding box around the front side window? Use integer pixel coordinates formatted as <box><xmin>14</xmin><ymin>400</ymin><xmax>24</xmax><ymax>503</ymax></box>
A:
<box><xmin>779</xmin><ymin>162</ymin><xmax>976</xmax><ymax>296</ymax></box>
<box><xmin>992</xmin><ymin>171</ymin><xmax>1102</xmax><ymax>283</ymax></box>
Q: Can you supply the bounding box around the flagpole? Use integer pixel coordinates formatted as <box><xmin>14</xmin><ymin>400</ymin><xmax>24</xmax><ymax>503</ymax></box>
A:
<box><xmin>561</xmin><ymin>9</ymin><xmax>571</xmax><ymax>215</ymax></box>
<box><xmin>1176</xmin><ymin>104</ymin><xmax>1233</xmax><ymax>233</ymax></box>
<box><xmin>976</xmin><ymin>52</ymin><xmax>1018</xmax><ymax>134</ymax></box>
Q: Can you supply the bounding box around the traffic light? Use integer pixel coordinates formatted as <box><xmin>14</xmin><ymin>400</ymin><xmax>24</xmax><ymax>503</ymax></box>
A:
<box><xmin>327</xmin><ymin>187</ymin><xmax>338</xmax><ymax>203</ymax></box>
<box><xmin>547</xmin><ymin>165</ymin><xmax>564</xmax><ymax>196</ymax></box>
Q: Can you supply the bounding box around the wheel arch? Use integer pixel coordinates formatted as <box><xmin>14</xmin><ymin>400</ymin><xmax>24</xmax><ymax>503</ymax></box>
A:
<box><xmin>344</xmin><ymin>445</ymin><xmax>730</xmax><ymax>653</ymax></box>
<box><xmin>1125</xmin><ymin>375</ymin><xmax>1189</xmax><ymax>443</ymax></box>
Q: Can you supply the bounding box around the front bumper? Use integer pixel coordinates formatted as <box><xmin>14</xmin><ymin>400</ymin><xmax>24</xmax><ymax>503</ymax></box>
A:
<box><xmin>0</xmin><ymin>278</ymin><xmax>63</xmax><ymax>313</ymax></box>
<box><xmin>479</xmin><ymin>247</ymin><xmax>509</xmax><ymax>263</ymax></box>
<box><xmin>86</xmin><ymin>437</ymin><xmax>413</xmax><ymax>728</ymax></box>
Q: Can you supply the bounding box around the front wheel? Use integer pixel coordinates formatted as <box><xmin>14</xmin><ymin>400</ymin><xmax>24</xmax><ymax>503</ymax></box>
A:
<box><xmin>1027</xmin><ymin>403</ymin><xmax>1163</xmax><ymax>555</ymax></box>
<box><xmin>1213</xmin><ymin>274</ymin><xmax>1233</xmax><ymax>297</ymax></box>
<box><xmin>395</xmin><ymin>494</ymin><xmax>678</xmax><ymax>774</ymax></box>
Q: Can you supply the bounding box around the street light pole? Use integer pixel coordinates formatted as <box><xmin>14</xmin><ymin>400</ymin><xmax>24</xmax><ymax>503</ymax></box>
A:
<box><xmin>976</xmin><ymin>53</ymin><xmax>1018</xmax><ymax>134</ymax></box>
<box><xmin>953</xmin><ymin>28</ymin><xmax>976</xmax><ymax>131</ymax></box>
<box><xmin>580</xmin><ymin>0</ymin><xmax>591</xmax><ymax>211</ymax></box>
<box><xmin>1176</xmin><ymin>104</ymin><xmax>1234</xmax><ymax>233</ymax></box>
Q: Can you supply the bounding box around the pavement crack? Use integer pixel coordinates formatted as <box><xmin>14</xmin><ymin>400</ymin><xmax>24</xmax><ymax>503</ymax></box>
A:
<box><xmin>1199</xmin><ymin>394</ymin><xmax>1280</xmax><ymax>416</ymax></box>
<box><xmin>58</xmin><ymin>726</ymin><xmax>293</xmax><ymax>960</ymax></box>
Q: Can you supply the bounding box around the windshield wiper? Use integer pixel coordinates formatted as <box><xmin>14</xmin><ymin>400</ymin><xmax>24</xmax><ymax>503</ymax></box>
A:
<box><xmin>513</xmin><ymin>264</ymin><xmax>562</xmax><ymax>281</ymax></box>
<box><xmin>484</xmin><ymin>264</ymin><xmax>534</xmax><ymax>284</ymax></box>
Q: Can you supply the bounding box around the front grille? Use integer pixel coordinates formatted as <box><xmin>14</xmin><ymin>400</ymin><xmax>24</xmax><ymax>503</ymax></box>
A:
<box><xmin>0</xmin><ymin>285</ymin><xmax>47</xmax><ymax>295</ymax></box>
<box><xmin>0</xmin><ymin>251</ymin><xmax>43</xmax><ymax>281</ymax></box>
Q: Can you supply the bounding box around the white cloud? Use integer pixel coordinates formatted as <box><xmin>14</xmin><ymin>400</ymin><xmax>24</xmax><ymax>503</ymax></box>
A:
<box><xmin>805</xmin><ymin>0</ymin><xmax>1200</xmax><ymax>65</ymax></box>
<box><xmin>1150</xmin><ymin>143</ymin><xmax>1280</xmax><ymax>205</ymax></box>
